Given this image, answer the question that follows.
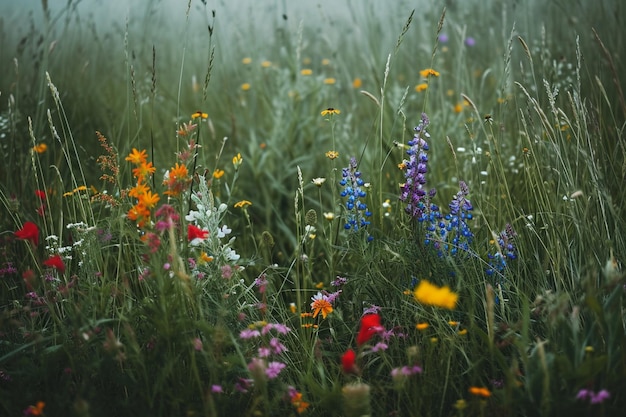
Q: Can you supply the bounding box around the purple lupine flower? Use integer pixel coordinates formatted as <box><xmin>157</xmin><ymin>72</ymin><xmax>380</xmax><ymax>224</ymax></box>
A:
<box><xmin>400</xmin><ymin>113</ymin><xmax>434</xmax><ymax>219</ymax></box>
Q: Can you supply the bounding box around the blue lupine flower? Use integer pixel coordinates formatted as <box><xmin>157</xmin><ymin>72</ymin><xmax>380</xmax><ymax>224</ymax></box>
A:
<box><xmin>340</xmin><ymin>157</ymin><xmax>373</xmax><ymax>240</ymax></box>
<box><xmin>487</xmin><ymin>224</ymin><xmax>518</xmax><ymax>304</ymax></box>
<box><xmin>400</xmin><ymin>113</ymin><xmax>433</xmax><ymax>219</ymax></box>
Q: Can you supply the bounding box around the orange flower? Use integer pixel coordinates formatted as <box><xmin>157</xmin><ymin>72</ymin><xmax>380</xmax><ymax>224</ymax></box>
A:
<box><xmin>469</xmin><ymin>386</ymin><xmax>492</xmax><ymax>398</ymax></box>
<box><xmin>139</xmin><ymin>190</ymin><xmax>160</xmax><ymax>209</ymax></box>
<box><xmin>310</xmin><ymin>292</ymin><xmax>333</xmax><ymax>319</ymax></box>
<box><xmin>132</xmin><ymin>161</ymin><xmax>156</xmax><ymax>182</ymax></box>
<box><xmin>125</xmin><ymin>148</ymin><xmax>148</xmax><ymax>165</ymax></box>
<box><xmin>163</xmin><ymin>163</ymin><xmax>190</xmax><ymax>197</ymax></box>
<box><xmin>26</xmin><ymin>401</ymin><xmax>45</xmax><ymax>416</ymax></box>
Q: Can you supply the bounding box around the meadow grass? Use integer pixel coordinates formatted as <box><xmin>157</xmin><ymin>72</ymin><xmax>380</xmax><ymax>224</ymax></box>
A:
<box><xmin>1</xmin><ymin>1</ymin><xmax>625</xmax><ymax>416</ymax></box>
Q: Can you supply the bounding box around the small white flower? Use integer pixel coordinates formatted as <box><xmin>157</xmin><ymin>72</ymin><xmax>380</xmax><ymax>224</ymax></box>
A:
<box><xmin>311</xmin><ymin>177</ymin><xmax>326</xmax><ymax>187</ymax></box>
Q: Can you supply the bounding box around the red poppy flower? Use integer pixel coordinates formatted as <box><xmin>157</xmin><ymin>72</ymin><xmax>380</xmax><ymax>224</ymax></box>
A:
<box><xmin>187</xmin><ymin>224</ymin><xmax>209</xmax><ymax>242</ymax></box>
<box><xmin>35</xmin><ymin>190</ymin><xmax>46</xmax><ymax>200</ymax></box>
<box><xmin>341</xmin><ymin>349</ymin><xmax>356</xmax><ymax>373</ymax></box>
<box><xmin>14</xmin><ymin>221</ymin><xmax>40</xmax><ymax>246</ymax></box>
<box><xmin>43</xmin><ymin>254</ymin><xmax>66</xmax><ymax>274</ymax></box>
<box><xmin>356</xmin><ymin>313</ymin><xmax>383</xmax><ymax>346</ymax></box>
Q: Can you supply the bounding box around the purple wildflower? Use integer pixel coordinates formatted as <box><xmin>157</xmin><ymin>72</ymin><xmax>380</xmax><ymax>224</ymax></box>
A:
<box><xmin>239</xmin><ymin>329</ymin><xmax>261</xmax><ymax>339</ymax></box>
<box><xmin>269</xmin><ymin>337</ymin><xmax>287</xmax><ymax>354</ymax></box>
<box><xmin>400</xmin><ymin>113</ymin><xmax>434</xmax><ymax>219</ymax></box>
<box><xmin>465</xmin><ymin>37</ymin><xmax>476</xmax><ymax>47</ymax></box>
<box><xmin>265</xmin><ymin>361</ymin><xmax>286</xmax><ymax>379</ymax></box>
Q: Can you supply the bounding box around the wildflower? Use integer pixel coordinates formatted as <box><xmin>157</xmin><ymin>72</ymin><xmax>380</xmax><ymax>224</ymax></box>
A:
<box><xmin>413</xmin><ymin>280</ymin><xmax>458</xmax><ymax>310</ymax></box>
<box><xmin>465</xmin><ymin>37</ymin><xmax>476</xmax><ymax>47</ymax></box>
<box><xmin>125</xmin><ymin>148</ymin><xmax>148</xmax><ymax>165</ymax></box>
<box><xmin>312</xmin><ymin>177</ymin><xmax>326</xmax><ymax>186</ymax></box>
<box><xmin>132</xmin><ymin>161</ymin><xmax>156</xmax><ymax>183</ymax></box>
<box><xmin>577</xmin><ymin>389</ymin><xmax>611</xmax><ymax>404</ymax></box>
<box><xmin>321</xmin><ymin>108</ymin><xmax>341</xmax><ymax>116</ymax></box>
<box><xmin>163</xmin><ymin>163</ymin><xmax>190</xmax><ymax>197</ymax></box>
<box><xmin>399</xmin><ymin>113</ymin><xmax>433</xmax><ymax>219</ymax></box>
<box><xmin>340</xmin><ymin>157</ymin><xmax>372</xmax><ymax>237</ymax></box>
<box><xmin>430</xmin><ymin>181</ymin><xmax>474</xmax><ymax>257</ymax></box>
<box><xmin>43</xmin><ymin>254</ymin><xmax>66</xmax><ymax>274</ymax></box>
<box><xmin>419</xmin><ymin>68</ymin><xmax>440</xmax><ymax>78</ymax></box>
<box><xmin>234</xmin><ymin>200</ymin><xmax>252</xmax><ymax>209</ymax></box>
<box><xmin>265</xmin><ymin>361</ymin><xmax>286</xmax><ymax>379</ymax></box>
<box><xmin>352</xmin><ymin>77</ymin><xmax>362</xmax><ymax>88</ymax></box>
<box><xmin>453</xmin><ymin>399</ymin><xmax>467</xmax><ymax>410</ymax></box>
<box><xmin>321</xmin><ymin>58</ymin><xmax>331</xmax><ymax>65</ymax></box>
<box><xmin>325</xmin><ymin>150</ymin><xmax>339</xmax><ymax>160</ymax></box>
<box><xmin>24</xmin><ymin>401</ymin><xmax>45</xmax><ymax>416</ymax></box>
<box><xmin>176</xmin><ymin>121</ymin><xmax>197</xmax><ymax>136</ymax></box>
<box><xmin>232</xmin><ymin>153</ymin><xmax>243</xmax><ymax>169</ymax></box>
<box><xmin>241</xmin><ymin>83</ymin><xmax>251</xmax><ymax>91</ymax></box>
<box><xmin>289</xmin><ymin>388</ymin><xmax>310</xmax><ymax>414</ymax></box>
<box><xmin>415</xmin><ymin>83</ymin><xmax>428</xmax><ymax>92</ymax></box>
<box><xmin>300</xmin><ymin>68</ymin><xmax>313</xmax><ymax>76</ymax></box>
<box><xmin>356</xmin><ymin>313</ymin><xmax>383</xmax><ymax>346</ymax></box>
<box><xmin>187</xmin><ymin>224</ymin><xmax>209</xmax><ymax>245</ymax></box>
<box><xmin>33</xmin><ymin>143</ymin><xmax>48</xmax><ymax>154</ymax></box>
<box><xmin>199</xmin><ymin>252</ymin><xmax>213</xmax><ymax>263</ymax></box>
<box><xmin>438</xmin><ymin>33</ymin><xmax>449</xmax><ymax>43</ymax></box>
<box><xmin>289</xmin><ymin>302</ymin><xmax>297</xmax><ymax>314</ymax></box>
<box><xmin>323</xmin><ymin>212</ymin><xmax>335</xmax><ymax>221</ymax></box>
<box><xmin>371</xmin><ymin>342</ymin><xmax>388</xmax><ymax>352</ymax></box>
<box><xmin>192</xmin><ymin>111</ymin><xmax>208</xmax><ymax>119</ymax></box>
<box><xmin>468</xmin><ymin>386</ymin><xmax>491</xmax><ymax>398</ymax></box>
<box><xmin>211</xmin><ymin>385</ymin><xmax>223</xmax><ymax>394</ymax></box>
<box><xmin>416</xmin><ymin>322</ymin><xmax>429</xmax><ymax>331</ymax></box>
<box><xmin>213</xmin><ymin>168</ymin><xmax>225</xmax><ymax>179</ymax></box>
<box><xmin>261</xmin><ymin>60</ymin><xmax>272</xmax><ymax>68</ymax></box>
<box><xmin>139</xmin><ymin>190</ymin><xmax>160</xmax><ymax>209</ymax></box>
<box><xmin>311</xmin><ymin>292</ymin><xmax>333</xmax><ymax>319</ymax></box>
<box><xmin>241</xmin><ymin>57</ymin><xmax>252</xmax><ymax>64</ymax></box>
<box><xmin>14</xmin><ymin>222</ymin><xmax>39</xmax><ymax>246</ymax></box>
<box><xmin>193</xmin><ymin>337</ymin><xmax>203</xmax><ymax>351</ymax></box>
<box><xmin>239</xmin><ymin>328</ymin><xmax>261</xmax><ymax>339</ymax></box>
<box><xmin>341</xmin><ymin>349</ymin><xmax>357</xmax><ymax>373</ymax></box>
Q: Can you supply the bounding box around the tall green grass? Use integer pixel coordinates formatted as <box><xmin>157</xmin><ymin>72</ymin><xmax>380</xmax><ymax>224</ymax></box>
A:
<box><xmin>1</xmin><ymin>1</ymin><xmax>625</xmax><ymax>416</ymax></box>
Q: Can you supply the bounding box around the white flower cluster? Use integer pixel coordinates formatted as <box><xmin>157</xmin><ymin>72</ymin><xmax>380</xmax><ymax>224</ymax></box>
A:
<box><xmin>186</xmin><ymin>176</ymin><xmax>241</xmax><ymax>265</ymax></box>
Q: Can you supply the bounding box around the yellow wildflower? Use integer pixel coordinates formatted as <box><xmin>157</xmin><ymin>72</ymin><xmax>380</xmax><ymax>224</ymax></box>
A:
<box><xmin>415</xmin><ymin>83</ymin><xmax>428</xmax><ymax>92</ymax></box>
<box><xmin>325</xmin><ymin>150</ymin><xmax>339</xmax><ymax>160</ymax></box>
<box><xmin>419</xmin><ymin>68</ymin><xmax>440</xmax><ymax>78</ymax></box>
<box><xmin>413</xmin><ymin>280</ymin><xmax>458</xmax><ymax>310</ymax></box>
<box><xmin>321</xmin><ymin>108</ymin><xmax>341</xmax><ymax>116</ymax></box>
<box><xmin>234</xmin><ymin>200</ymin><xmax>252</xmax><ymax>209</ymax></box>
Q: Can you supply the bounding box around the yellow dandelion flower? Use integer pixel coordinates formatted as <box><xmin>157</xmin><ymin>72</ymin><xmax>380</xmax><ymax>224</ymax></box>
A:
<box><xmin>323</xmin><ymin>77</ymin><xmax>336</xmax><ymax>85</ymax></box>
<box><xmin>458</xmin><ymin>329</ymin><xmax>468</xmax><ymax>335</ymax></box>
<box><xmin>321</xmin><ymin>108</ymin><xmax>341</xmax><ymax>116</ymax></box>
<box><xmin>453</xmin><ymin>103</ymin><xmax>463</xmax><ymax>113</ymax></box>
<box><xmin>352</xmin><ymin>77</ymin><xmax>362</xmax><ymax>88</ymax></box>
<box><xmin>300</xmin><ymin>68</ymin><xmax>313</xmax><ymax>76</ymax></box>
<box><xmin>261</xmin><ymin>60</ymin><xmax>272</xmax><ymax>68</ymax></box>
<box><xmin>315</xmin><ymin>281</ymin><xmax>324</xmax><ymax>289</ymax></box>
<box><xmin>413</xmin><ymin>280</ymin><xmax>458</xmax><ymax>310</ymax></box>
<box><xmin>241</xmin><ymin>57</ymin><xmax>252</xmax><ymax>65</ymax></box>
<box><xmin>321</xmin><ymin>58</ymin><xmax>330</xmax><ymax>65</ymax></box>
<box><xmin>241</xmin><ymin>83</ymin><xmax>251</xmax><ymax>91</ymax></box>
<box><xmin>415</xmin><ymin>83</ymin><xmax>428</xmax><ymax>93</ymax></box>
<box><xmin>325</xmin><ymin>150</ymin><xmax>339</xmax><ymax>160</ymax></box>
<box><xmin>416</xmin><ymin>322</ymin><xmax>430</xmax><ymax>331</ymax></box>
